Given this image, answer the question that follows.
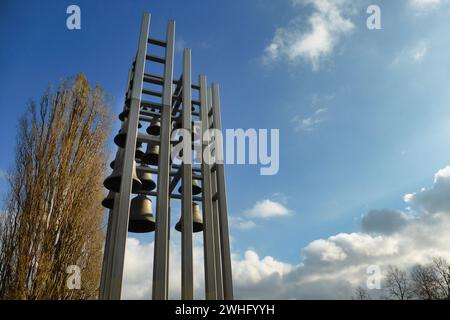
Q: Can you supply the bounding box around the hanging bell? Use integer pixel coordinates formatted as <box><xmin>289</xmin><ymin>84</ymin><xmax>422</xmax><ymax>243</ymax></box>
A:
<box><xmin>178</xmin><ymin>179</ymin><xmax>202</xmax><ymax>195</ymax></box>
<box><xmin>119</xmin><ymin>107</ymin><xmax>142</xmax><ymax>127</ymax></box>
<box><xmin>142</xmin><ymin>143</ymin><xmax>159</xmax><ymax>166</ymax></box>
<box><xmin>118</xmin><ymin>108</ymin><xmax>129</xmax><ymax>121</ymax></box>
<box><xmin>110</xmin><ymin>160</ymin><xmax>115</xmax><ymax>170</ymax></box>
<box><xmin>147</xmin><ymin>119</ymin><xmax>161</xmax><ymax>136</ymax></box>
<box><xmin>137</xmin><ymin>166</ymin><xmax>156</xmax><ymax>191</ymax></box>
<box><xmin>175</xmin><ymin>202</ymin><xmax>203</xmax><ymax>233</ymax></box>
<box><xmin>135</xmin><ymin>142</ymin><xmax>145</xmax><ymax>160</ymax></box>
<box><xmin>101</xmin><ymin>191</ymin><xmax>115</xmax><ymax>209</ymax></box>
<box><xmin>128</xmin><ymin>195</ymin><xmax>156</xmax><ymax>233</ymax></box>
<box><xmin>104</xmin><ymin>149</ymin><xmax>142</xmax><ymax>193</ymax></box>
<box><xmin>114</xmin><ymin>126</ymin><xmax>143</xmax><ymax>150</ymax></box>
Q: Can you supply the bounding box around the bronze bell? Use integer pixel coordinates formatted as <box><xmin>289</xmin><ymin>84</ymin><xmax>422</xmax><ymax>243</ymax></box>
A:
<box><xmin>137</xmin><ymin>166</ymin><xmax>156</xmax><ymax>191</ymax></box>
<box><xmin>147</xmin><ymin>119</ymin><xmax>161</xmax><ymax>136</ymax></box>
<box><xmin>135</xmin><ymin>142</ymin><xmax>145</xmax><ymax>160</ymax></box>
<box><xmin>175</xmin><ymin>202</ymin><xmax>203</xmax><ymax>233</ymax></box>
<box><xmin>114</xmin><ymin>126</ymin><xmax>144</xmax><ymax>150</ymax></box>
<box><xmin>119</xmin><ymin>109</ymin><xmax>142</xmax><ymax>128</ymax></box>
<box><xmin>178</xmin><ymin>179</ymin><xmax>202</xmax><ymax>195</ymax></box>
<box><xmin>104</xmin><ymin>149</ymin><xmax>142</xmax><ymax>193</ymax></box>
<box><xmin>142</xmin><ymin>143</ymin><xmax>159</xmax><ymax>166</ymax></box>
<box><xmin>129</xmin><ymin>195</ymin><xmax>156</xmax><ymax>233</ymax></box>
<box><xmin>101</xmin><ymin>191</ymin><xmax>115</xmax><ymax>209</ymax></box>
<box><xmin>114</xmin><ymin>127</ymin><xmax>126</xmax><ymax>148</ymax></box>
<box><xmin>110</xmin><ymin>160</ymin><xmax>115</xmax><ymax>170</ymax></box>
<box><xmin>118</xmin><ymin>108</ymin><xmax>129</xmax><ymax>121</ymax></box>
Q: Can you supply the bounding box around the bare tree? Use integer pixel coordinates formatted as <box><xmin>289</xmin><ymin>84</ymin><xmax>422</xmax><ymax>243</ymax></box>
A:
<box><xmin>353</xmin><ymin>286</ymin><xmax>371</xmax><ymax>300</ymax></box>
<box><xmin>0</xmin><ymin>74</ymin><xmax>111</xmax><ymax>299</ymax></box>
<box><xmin>384</xmin><ymin>266</ymin><xmax>413</xmax><ymax>300</ymax></box>
<box><xmin>410</xmin><ymin>264</ymin><xmax>443</xmax><ymax>300</ymax></box>
<box><xmin>431</xmin><ymin>257</ymin><xmax>450</xmax><ymax>300</ymax></box>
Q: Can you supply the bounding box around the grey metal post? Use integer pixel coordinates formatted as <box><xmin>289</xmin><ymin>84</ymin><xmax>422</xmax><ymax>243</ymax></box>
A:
<box><xmin>199</xmin><ymin>75</ymin><xmax>218</xmax><ymax>299</ymax></box>
<box><xmin>211</xmin><ymin>84</ymin><xmax>234</xmax><ymax>299</ymax></box>
<box><xmin>152</xmin><ymin>20</ymin><xmax>175</xmax><ymax>300</ymax></box>
<box><xmin>99</xmin><ymin>65</ymin><xmax>133</xmax><ymax>299</ymax></box>
<box><xmin>107</xmin><ymin>12</ymin><xmax>150</xmax><ymax>299</ymax></box>
<box><xmin>99</xmin><ymin>196</ymin><xmax>116</xmax><ymax>298</ymax></box>
<box><xmin>181</xmin><ymin>48</ymin><xmax>194</xmax><ymax>300</ymax></box>
<box><xmin>208</xmin><ymin>87</ymin><xmax>224</xmax><ymax>299</ymax></box>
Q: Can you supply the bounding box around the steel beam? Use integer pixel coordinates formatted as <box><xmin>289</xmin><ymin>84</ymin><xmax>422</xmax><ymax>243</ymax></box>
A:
<box><xmin>181</xmin><ymin>48</ymin><xmax>194</xmax><ymax>300</ymax></box>
<box><xmin>152</xmin><ymin>20</ymin><xmax>175</xmax><ymax>300</ymax></box>
<box><xmin>211</xmin><ymin>83</ymin><xmax>234</xmax><ymax>299</ymax></box>
<box><xmin>106</xmin><ymin>12</ymin><xmax>150</xmax><ymax>300</ymax></box>
<box><xmin>199</xmin><ymin>75</ymin><xmax>217</xmax><ymax>299</ymax></box>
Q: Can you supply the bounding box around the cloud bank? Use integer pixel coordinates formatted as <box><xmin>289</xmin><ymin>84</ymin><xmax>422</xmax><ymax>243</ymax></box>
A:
<box><xmin>122</xmin><ymin>166</ymin><xmax>450</xmax><ymax>299</ymax></box>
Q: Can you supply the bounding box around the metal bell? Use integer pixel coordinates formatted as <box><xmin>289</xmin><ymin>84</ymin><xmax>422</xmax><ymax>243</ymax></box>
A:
<box><xmin>101</xmin><ymin>191</ymin><xmax>115</xmax><ymax>209</ymax></box>
<box><xmin>147</xmin><ymin>119</ymin><xmax>161</xmax><ymax>136</ymax></box>
<box><xmin>119</xmin><ymin>109</ymin><xmax>142</xmax><ymax>128</ymax></box>
<box><xmin>114</xmin><ymin>122</ymin><xmax>142</xmax><ymax>148</ymax></box>
<box><xmin>178</xmin><ymin>179</ymin><xmax>202</xmax><ymax>195</ymax></box>
<box><xmin>135</xmin><ymin>142</ymin><xmax>145</xmax><ymax>160</ymax></box>
<box><xmin>118</xmin><ymin>108</ymin><xmax>129</xmax><ymax>121</ymax></box>
<box><xmin>137</xmin><ymin>166</ymin><xmax>156</xmax><ymax>191</ymax></box>
<box><xmin>114</xmin><ymin>126</ymin><xmax>144</xmax><ymax>153</ymax></box>
<box><xmin>142</xmin><ymin>143</ymin><xmax>159</xmax><ymax>166</ymax></box>
<box><xmin>104</xmin><ymin>149</ymin><xmax>142</xmax><ymax>193</ymax></box>
<box><xmin>175</xmin><ymin>202</ymin><xmax>203</xmax><ymax>233</ymax></box>
<box><xmin>128</xmin><ymin>195</ymin><xmax>156</xmax><ymax>233</ymax></box>
<box><xmin>110</xmin><ymin>160</ymin><xmax>115</xmax><ymax>170</ymax></box>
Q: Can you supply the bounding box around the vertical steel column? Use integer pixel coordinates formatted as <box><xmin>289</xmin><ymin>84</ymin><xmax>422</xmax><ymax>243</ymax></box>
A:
<box><xmin>107</xmin><ymin>12</ymin><xmax>150</xmax><ymax>300</ymax></box>
<box><xmin>181</xmin><ymin>48</ymin><xmax>194</xmax><ymax>300</ymax></box>
<box><xmin>99</xmin><ymin>194</ymin><xmax>117</xmax><ymax>298</ymax></box>
<box><xmin>208</xmin><ymin>88</ymin><xmax>224</xmax><ymax>299</ymax></box>
<box><xmin>211</xmin><ymin>84</ymin><xmax>234</xmax><ymax>299</ymax></box>
<box><xmin>152</xmin><ymin>20</ymin><xmax>175</xmax><ymax>300</ymax></box>
<box><xmin>199</xmin><ymin>75</ymin><xmax>218</xmax><ymax>299</ymax></box>
<box><xmin>99</xmin><ymin>65</ymin><xmax>133</xmax><ymax>299</ymax></box>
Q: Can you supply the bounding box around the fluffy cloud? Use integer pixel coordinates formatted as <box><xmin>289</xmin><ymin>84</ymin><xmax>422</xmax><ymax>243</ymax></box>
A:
<box><xmin>263</xmin><ymin>0</ymin><xmax>355</xmax><ymax>70</ymax></box>
<box><xmin>122</xmin><ymin>166</ymin><xmax>450</xmax><ymax>299</ymax></box>
<box><xmin>404</xmin><ymin>166</ymin><xmax>450</xmax><ymax>213</ymax></box>
<box><xmin>244</xmin><ymin>199</ymin><xmax>291</xmax><ymax>219</ymax></box>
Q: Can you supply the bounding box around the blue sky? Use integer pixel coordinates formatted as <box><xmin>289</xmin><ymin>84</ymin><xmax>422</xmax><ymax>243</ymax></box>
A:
<box><xmin>2</xmin><ymin>0</ymin><xmax>450</xmax><ymax>299</ymax></box>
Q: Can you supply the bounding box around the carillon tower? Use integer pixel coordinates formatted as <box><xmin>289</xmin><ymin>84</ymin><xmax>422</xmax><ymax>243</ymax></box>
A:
<box><xmin>99</xmin><ymin>12</ymin><xmax>233</xmax><ymax>300</ymax></box>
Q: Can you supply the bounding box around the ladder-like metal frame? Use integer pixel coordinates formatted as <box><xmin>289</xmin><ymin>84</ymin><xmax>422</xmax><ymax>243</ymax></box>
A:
<box><xmin>99</xmin><ymin>12</ymin><xmax>233</xmax><ymax>300</ymax></box>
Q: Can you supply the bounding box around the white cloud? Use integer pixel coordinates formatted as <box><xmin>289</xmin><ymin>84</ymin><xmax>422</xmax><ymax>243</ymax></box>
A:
<box><xmin>393</xmin><ymin>42</ymin><xmax>429</xmax><ymax>65</ymax></box>
<box><xmin>122</xmin><ymin>237</ymin><xmax>205</xmax><ymax>300</ymax></box>
<box><xmin>409</xmin><ymin>0</ymin><xmax>444</xmax><ymax>10</ymax></box>
<box><xmin>291</xmin><ymin>107</ymin><xmax>328</xmax><ymax>131</ymax></box>
<box><xmin>412</xmin><ymin>43</ymin><xmax>428</xmax><ymax>62</ymax></box>
<box><xmin>122</xmin><ymin>166</ymin><xmax>450</xmax><ymax>299</ymax></box>
<box><xmin>244</xmin><ymin>199</ymin><xmax>291</xmax><ymax>219</ymax></box>
<box><xmin>263</xmin><ymin>0</ymin><xmax>355</xmax><ymax>70</ymax></box>
<box><xmin>404</xmin><ymin>166</ymin><xmax>450</xmax><ymax>214</ymax></box>
<box><xmin>229</xmin><ymin>216</ymin><xmax>257</xmax><ymax>230</ymax></box>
